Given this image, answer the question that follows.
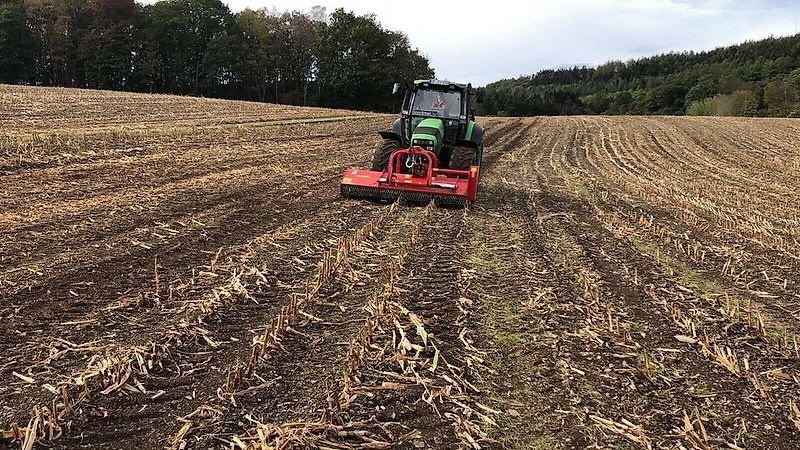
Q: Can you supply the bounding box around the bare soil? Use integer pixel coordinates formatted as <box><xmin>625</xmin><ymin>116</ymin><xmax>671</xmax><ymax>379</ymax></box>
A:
<box><xmin>2</xmin><ymin>85</ymin><xmax>799</xmax><ymax>449</ymax></box>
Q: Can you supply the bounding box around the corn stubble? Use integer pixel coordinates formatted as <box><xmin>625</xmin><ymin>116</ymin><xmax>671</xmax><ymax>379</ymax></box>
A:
<box><xmin>2</xmin><ymin>89</ymin><xmax>800</xmax><ymax>448</ymax></box>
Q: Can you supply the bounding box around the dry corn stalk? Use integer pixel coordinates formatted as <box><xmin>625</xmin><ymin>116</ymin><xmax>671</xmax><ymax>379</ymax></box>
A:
<box><xmin>590</xmin><ymin>415</ymin><xmax>653</xmax><ymax>449</ymax></box>
<box><xmin>238</xmin><ymin>420</ymin><xmax>390</xmax><ymax>450</ymax></box>
<box><xmin>790</xmin><ymin>401</ymin><xmax>800</xmax><ymax>431</ymax></box>
<box><xmin>676</xmin><ymin>410</ymin><xmax>712</xmax><ymax>450</ymax></box>
<box><xmin>247</xmin><ymin>203</ymin><xmax>398</xmax><ymax>372</ymax></box>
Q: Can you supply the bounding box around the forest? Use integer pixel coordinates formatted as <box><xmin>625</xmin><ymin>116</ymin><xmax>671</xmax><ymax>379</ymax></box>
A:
<box><xmin>3</xmin><ymin>1</ymin><xmax>800</xmax><ymax>117</ymax></box>
<box><xmin>480</xmin><ymin>34</ymin><xmax>800</xmax><ymax>117</ymax></box>
<box><xmin>0</xmin><ymin>0</ymin><xmax>433</xmax><ymax>111</ymax></box>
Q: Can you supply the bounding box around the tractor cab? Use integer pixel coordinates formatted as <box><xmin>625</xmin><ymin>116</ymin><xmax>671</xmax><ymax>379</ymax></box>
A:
<box><xmin>389</xmin><ymin>80</ymin><xmax>482</xmax><ymax>168</ymax></box>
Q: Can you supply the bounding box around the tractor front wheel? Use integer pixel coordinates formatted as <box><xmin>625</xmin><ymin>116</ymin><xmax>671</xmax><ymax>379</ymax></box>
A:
<box><xmin>449</xmin><ymin>146</ymin><xmax>477</xmax><ymax>170</ymax></box>
<box><xmin>371</xmin><ymin>139</ymin><xmax>400</xmax><ymax>171</ymax></box>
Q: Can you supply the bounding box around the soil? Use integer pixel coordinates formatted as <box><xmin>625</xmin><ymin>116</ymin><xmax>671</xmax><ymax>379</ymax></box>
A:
<box><xmin>2</xmin><ymin>86</ymin><xmax>800</xmax><ymax>449</ymax></box>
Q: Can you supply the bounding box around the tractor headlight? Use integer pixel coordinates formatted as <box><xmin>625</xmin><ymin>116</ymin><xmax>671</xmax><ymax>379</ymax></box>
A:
<box><xmin>412</xmin><ymin>139</ymin><xmax>434</xmax><ymax>151</ymax></box>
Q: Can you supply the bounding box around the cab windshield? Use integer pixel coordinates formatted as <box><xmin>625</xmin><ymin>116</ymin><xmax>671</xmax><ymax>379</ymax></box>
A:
<box><xmin>411</xmin><ymin>90</ymin><xmax>462</xmax><ymax>119</ymax></box>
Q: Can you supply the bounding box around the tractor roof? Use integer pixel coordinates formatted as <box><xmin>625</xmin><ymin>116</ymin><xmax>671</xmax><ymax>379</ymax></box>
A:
<box><xmin>414</xmin><ymin>79</ymin><xmax>469</xmax><ymax>89</ymax></box>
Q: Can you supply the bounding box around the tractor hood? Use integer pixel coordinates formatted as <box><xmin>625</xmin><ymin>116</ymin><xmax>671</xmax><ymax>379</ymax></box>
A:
<box><xmin>411</xmin><ymin>118</ymin><xmax>444</xmax><ymax>154</ymax></box>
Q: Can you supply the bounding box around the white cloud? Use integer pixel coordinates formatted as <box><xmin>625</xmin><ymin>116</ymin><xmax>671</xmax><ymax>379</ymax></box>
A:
<box><xmin>139</xmin><ymin>0</ymin><xmax>800</xmax><ymax>85</ymax></box>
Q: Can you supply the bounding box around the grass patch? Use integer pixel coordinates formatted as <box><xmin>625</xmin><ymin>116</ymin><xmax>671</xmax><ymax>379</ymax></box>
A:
<box><xmin>466</xmin><ymin>213</ymin><xmax>559</xmax><ymax>449</ymax></box>
<box><xmin>469</xmin><ymin>240</ymin><xmax>505</xmax><ymax>276</ymax></box>
<box><xmin>627</xmin><ymin>234</ymin><xmax>722</xmax><ymax>295</ymax></box>
<box><xmin>500</xmin><ymin>432</ymin><xmax>556</xmax><ymax>450</ymax></box>
<box><xmin>494</xmin><ymin>331</ymin><xmax>525</xmax><ymax>352</ymax></box>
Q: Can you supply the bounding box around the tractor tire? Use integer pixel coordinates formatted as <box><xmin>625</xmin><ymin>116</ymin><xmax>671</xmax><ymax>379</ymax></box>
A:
<box><xmin>371</xmin><ymin>139</ymin><xmax>400</xmax><ymax>171</ymax></box>
<box><xmin>449</xmin><ymin>145</ymin><xmax>477</xmax><ymax>170</ymax></box>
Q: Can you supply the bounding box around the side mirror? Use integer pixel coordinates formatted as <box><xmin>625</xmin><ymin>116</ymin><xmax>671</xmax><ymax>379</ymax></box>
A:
<box><xmin>392</xmin><ymin>83</ymin><xmax>401</xmax><ymax>95</ymax></box>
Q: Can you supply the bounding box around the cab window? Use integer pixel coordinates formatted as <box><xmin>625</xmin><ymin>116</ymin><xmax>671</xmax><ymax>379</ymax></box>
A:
<box><xmin>411</xmin><ymin>90</ymin><xmax>461</xmax><ymax>118</ymax></box>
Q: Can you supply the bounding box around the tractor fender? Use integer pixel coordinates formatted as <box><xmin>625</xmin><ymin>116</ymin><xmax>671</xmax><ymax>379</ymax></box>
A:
<box><xmin>378</xmin><ymin>130</ymin><xmax>402</xmax><ymax>142</ymax></box>
<box><xmin>391</xmin><ymin>118</ymin><xmax>403</xmax><ymax>136</ymax></box>
<box><xmin>464</xmin><ymin>123</ymin><xmax>485</xmax><ymax>167</ymax></box>
<box><xmin>466</xmin><ymin>122</ymin><xmax>484</xmax><ymax>145</ymax></box>
<box><xmin>378</xmin><ymin>118</ymin><xmax>404</xmax><ymax>143</ymax></box>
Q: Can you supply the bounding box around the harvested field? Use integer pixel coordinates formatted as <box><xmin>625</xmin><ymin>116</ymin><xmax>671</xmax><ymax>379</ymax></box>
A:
<box><xmin>1</xmin><ymin>84</ymin><xmax>800</xmax><ymax>449</ymax></box>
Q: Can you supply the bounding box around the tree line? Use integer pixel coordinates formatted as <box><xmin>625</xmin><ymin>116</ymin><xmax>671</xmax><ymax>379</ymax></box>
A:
<box><xmin>480</xmin><ymin>34</ymin><xmax>800</xmax><ymax>117</ymax></box>
<box><xmin>0</xmin><ymin>0</ymin><xmax>434</xmax><ymax>112</ymax></box>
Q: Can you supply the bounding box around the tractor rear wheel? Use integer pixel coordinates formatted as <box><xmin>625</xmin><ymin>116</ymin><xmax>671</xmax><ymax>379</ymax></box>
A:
<box><xmin>371</xmin><ymin>139</ymin><xmax>400</xmax><ymax>171</ymax></box>
<box><xmin>449</xmin><ymin>146</ymin><xmax>477</xmax><ymax>170</ymax></box>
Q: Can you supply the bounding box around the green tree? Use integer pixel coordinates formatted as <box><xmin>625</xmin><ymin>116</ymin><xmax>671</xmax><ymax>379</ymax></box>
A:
<box><xmin>235</xmin><ymin>9</ymin><xmax>320</xmax><ymax>104</ymax></box>
<box><xmin>732</xmin><ymin>90</ymin><xmax>758</xmax><ymax>116</ymax></box>
<box><xmin>275</xmin><ymin>12</ymin><xmax>317</xmax><ymax>104</ymax></box>
<box><xmin>200</xmin><ymin>29</ymin><xmax>245</xmax><ymax>98</ymax></box>
<box><xmin>20</xmin><ymin>0</ymin><xmax>83</xmax><ymax>85</ymax></box>
<box><xmin>315</xmin><ymin>9</ymin><xmax>432</xmax><ymax>111</ymax></box>
<box><xmin>651</xmin><ymin>83</ymin><xmax>688</xmax><ymax>114</ymax></box>
<box><xmin>78</xmin><ymin>0</ymin><xmax>140</xmax><ymax>90</ymax></box>
<box><xmin>791</xmin><ymin>69</ymin><xmax>800</xmax><ymax>93</ymax></box>
<box><xmin>482</xmin><ymin>34</ymin><xmax>800</xmax><ymax>117</ymax></box>
<box><xmin>0</xmin><ymin>2</ymin><xmax>37</xmax><ymax>83</ymax></box>
<box><xmin>763</xmin><ymin>80</ymin><xmax>798</xmax><ymax>116</ymax></box>
<box><xmin>235</xmin><ymin>8</ymin><xmax>277</xmax><ymax>101</ymax></box>
<box><xmin>686</xmin><ymin>98</ymin><xmax>713</xmax><ymax>116</ymax></box>
<box><xmin>710</xmin><ymin>90</ymin><xmax>757</xmax><ymax>116</ymax></box>
<box><xmin>142</xmin><ymin>0</ymin><xmax>236</xmax><ymax>94</ymax></box>
<box><xmin>685</xmin><ymin>81</ymin><xmax>716</xmax><ymax>104</ymax></box>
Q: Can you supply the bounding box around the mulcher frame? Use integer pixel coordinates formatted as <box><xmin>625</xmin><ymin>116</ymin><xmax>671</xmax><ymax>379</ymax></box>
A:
<box><xmin>341</xmin><ymin>147</ymin><xmax>479</xmax><ymax>206</ymax></box>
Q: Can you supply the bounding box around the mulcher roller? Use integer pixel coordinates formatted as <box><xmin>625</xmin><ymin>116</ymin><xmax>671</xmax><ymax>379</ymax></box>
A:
<box><xmin>340</xmin><ymin>183</ymin><xmax>468</xmax><ymax>207</ymax></box>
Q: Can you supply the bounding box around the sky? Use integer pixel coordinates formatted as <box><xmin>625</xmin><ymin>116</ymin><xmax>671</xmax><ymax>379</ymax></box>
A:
<box><xmin>145</xmin><ymin>0</ymin><xmax>800</xmax><ymax>86</ymax></box>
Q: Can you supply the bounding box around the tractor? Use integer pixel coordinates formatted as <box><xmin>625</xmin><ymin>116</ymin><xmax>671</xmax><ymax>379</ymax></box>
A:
<box><xmin>340</xmin><ymin>79</ymin><xmax>485</xmax><ymax>206</ymax></box>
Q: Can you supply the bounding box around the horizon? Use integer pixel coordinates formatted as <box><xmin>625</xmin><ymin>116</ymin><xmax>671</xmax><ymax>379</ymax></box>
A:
<box><xmin>489</xmin><ymin>31</ymin><xmax>800</xmax><ymax>85</ymax></box>
<box><xmin>139</xmin><ymin>0</ymin><xmax>800</xmax><ymax>86</ymax></box>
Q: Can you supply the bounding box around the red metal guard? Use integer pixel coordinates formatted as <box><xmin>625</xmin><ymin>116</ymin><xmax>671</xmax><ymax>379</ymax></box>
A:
<box><xmin>341</xmin><ymin>146</ymin><xmax>480</xmax><ymax>204</ymax></box>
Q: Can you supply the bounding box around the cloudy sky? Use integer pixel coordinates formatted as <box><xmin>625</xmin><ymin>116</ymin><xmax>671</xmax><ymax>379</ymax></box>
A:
<box><xmin>159</xmin><ymin>0</ymin><xmax>800</xmax><ymax>85</ymax></box>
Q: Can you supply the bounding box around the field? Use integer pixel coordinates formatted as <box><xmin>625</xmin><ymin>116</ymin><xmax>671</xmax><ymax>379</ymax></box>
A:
<box><xmin>1</xmin><ymin>84</ymin><xmax>800</xmax><ymax>449</ymax></box>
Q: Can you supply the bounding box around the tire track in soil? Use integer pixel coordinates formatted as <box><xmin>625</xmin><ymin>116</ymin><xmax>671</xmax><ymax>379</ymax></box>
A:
<box><xmin>0</xmin><ymin>177</ymin><xmax>335</xmax><ymax>340</ymax></box>
<box><xmin>476</xmin><ymin>115</ymin><xmax>800</xmax><ymax>448</ymax></box>
<box><xmin>481</xmin><ymin>118</ymin><xmax>538</xmax><ymax>172</ymax></box>
<box><xmin>45</xmin><ymin>202</ymin><xmax>396</xmax><ymax>450</ymax></box>
<box><xmin>466</xmin><ymin>184</ymin><xmax>595</xmax><ymax>448</ymax></box>
<box><xmin>369</xmin><ymin>122</ymin><xmax>567</xmax><ymax>447</ymax></box>
<box><xmin>624</xmin><ymin>119</ymin><xmax>800</xmax><ymax>257</ymax></box>
<box><xmin>212</xmin><ymin>206</ymin><xmax>479</xmax><ymax>450</ymax></box>
<box><xmin>176</xmin><ymin>206</ymin><xmax>435</xmax><ymax>450</ymax></box>
<box><xmin>481</xmin><ymin>118</ymin><xmax>522</xmax><ymax>150</ymax></box>
<box><xmin>0</xmin><ymin>113</ymin><xmax>386</xmax><ymax>174</ymax></box>
<box><xmin>0</xmin><ymin>160</ymin><xmax>352</xmax><ymax>298</ymax></box>
<box><xmin>589</xmin><ymin>192</ymin><xmax>800</xmax><ymax>334</ymax></box>
<box><xmin>325</xmin><ymin>206</ymin><xmax>480</xmax><ymax>450</ymax></box>
<box><xmin>0</xmin><ymin>125</ymin><xmax>383</xmax><ymax>229</ymax></box>
<box><xmin>7</xmin><ymin>111</ymin><xmax>800</xmax><ymax>449</ymax></box>
<box><xmin>0</xmin><ymin>143</ymin><xmax>385</xmax><ymax>431</ymax></box>
<box><xmin>540</xmin><ymin>117</ymin><xmax>800</xmax><ymax>338</ymax></box>
<box><xmin>0</xmin><ymin>106</ymin><xmax>389</xmax><ymax>447</ymax></box>
<box><xmin>0</xmin><ymin>123</ymin><xmax>375</xmax><ymax>203</ymax></box>
<box><xmin>0</xmin><ymin>198</ymin><xmax>364</xmax><ymax>388</ymax></box>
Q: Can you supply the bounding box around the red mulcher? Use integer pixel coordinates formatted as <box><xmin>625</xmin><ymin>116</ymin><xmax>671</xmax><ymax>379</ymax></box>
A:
<box><xmin>340</xmin><ymin>147</ymin><xmax>480</xmax><ymax>207</ymax></box>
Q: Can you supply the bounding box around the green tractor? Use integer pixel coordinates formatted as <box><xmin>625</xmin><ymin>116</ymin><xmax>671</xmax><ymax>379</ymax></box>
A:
<box><xmin>372</xmin><ymin>79</ymin><xmax>484</xmax><ymax>172</ymax></box>
<box><xmin>340</xmin><ymin>79</ymin><xmax>484</xmax><ymax>205</ymax></box>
